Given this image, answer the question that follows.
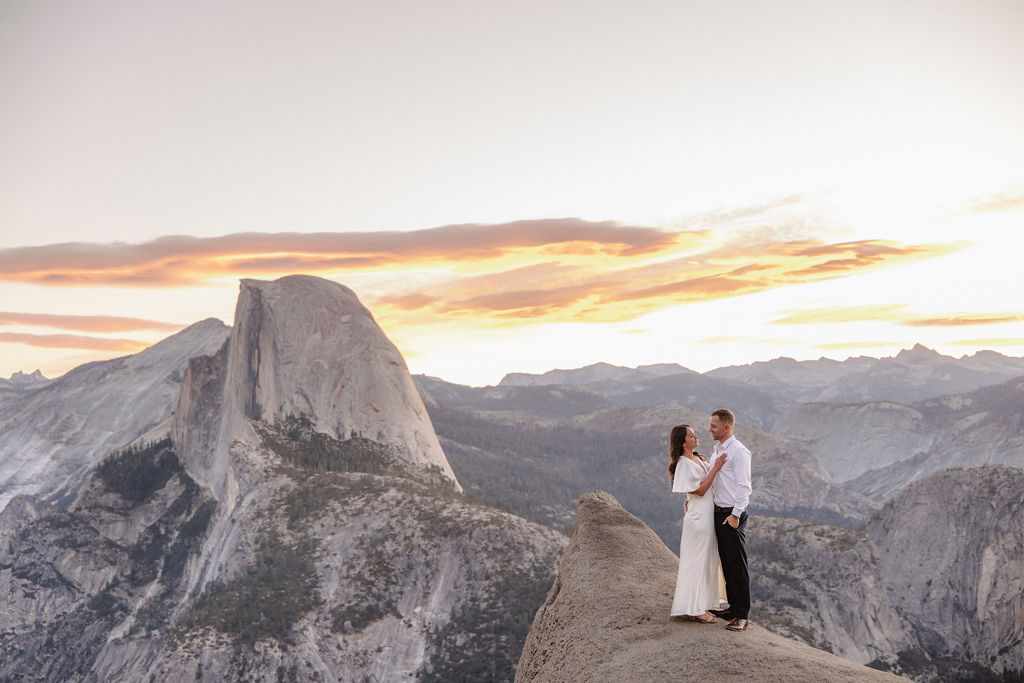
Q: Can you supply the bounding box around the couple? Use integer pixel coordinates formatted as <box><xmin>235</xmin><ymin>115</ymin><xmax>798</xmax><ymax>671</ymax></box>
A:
<box><xmin>668</xmin><ymin>408</ymin><xmax>752</xmax><ymax>632</ymax></box>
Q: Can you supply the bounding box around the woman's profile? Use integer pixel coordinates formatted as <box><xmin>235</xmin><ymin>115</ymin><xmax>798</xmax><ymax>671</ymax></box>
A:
<box><xmin>668</xmin><ymin>423</ymin><xmax>727</xmax><ymax>622</ymax></box>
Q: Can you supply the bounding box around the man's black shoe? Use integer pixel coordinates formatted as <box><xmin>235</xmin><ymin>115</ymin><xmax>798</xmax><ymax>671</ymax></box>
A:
<box><xmin>709</xmin><ymin>609</ymin><xmax>734</xmax><ymax>619</ymax></box>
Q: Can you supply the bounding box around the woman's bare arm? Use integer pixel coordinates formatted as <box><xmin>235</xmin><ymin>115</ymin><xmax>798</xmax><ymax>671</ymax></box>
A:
<box><xmin>690</xmin><ymin>453</ymin><xmax>727</xmax><ymax>497</ymax></box>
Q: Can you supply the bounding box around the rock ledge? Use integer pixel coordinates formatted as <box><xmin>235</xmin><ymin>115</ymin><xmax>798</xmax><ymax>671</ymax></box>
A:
<box><xmin>516</xmin><ymin>491</ymin><xmax>907</xmax><ymax>682</ymax></box>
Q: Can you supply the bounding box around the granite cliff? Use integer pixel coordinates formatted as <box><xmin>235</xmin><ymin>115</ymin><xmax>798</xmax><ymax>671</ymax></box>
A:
<box><xmin>0</xmin><ymin>319</ymin><xmax>230</xmax><ymax>511</ymax></box>
<box><xmin>0</xmin><ymin>275</ymin><xmax>565</xmax><ymax>682</ymax></box>
<box><xmin>746</xmin><ymin>465</ymin><xmax>1024</xmax><ymax>681</ymax></box>
<box><xmin>775</xmin><ymin>375</ymin><xmax>1024</xmax><ymax>500</ymax></box>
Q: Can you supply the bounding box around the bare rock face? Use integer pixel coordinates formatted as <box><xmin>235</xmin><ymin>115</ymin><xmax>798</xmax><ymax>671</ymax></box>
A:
<box><xmin>515</xmin><ymin>491</ymin><xmax>907</xmax><ymax>683</ymax></box>
<box><xmin>745</xmin><ymin>466</ymin><xmax>1024</xmax><ymax>682</ymax></box>
<box><xmin>774</xmin><ymin>376</ymin><xmax>1024</xmax><ymax>501</ymax></box>
<box><xmin>867</xmin><ymin>466</ymin><xmax>1024</xmax><ymax>679</ymax></box>
<box><xmin>749</xmin><ymin>517</ymin><xmax>914</xmax><ymax>664</ymax></box>
<box><xmin>172</xmin><ymin>275</ymin><xmax>459</xmax><ymax>504</ymax></box>
<box><xmin>772</xmin><ymin>401</ymin><xmax>932</xmax><ymax>484</ymax></box>
<box><xmin>0</xmin><ymin>319</ymin><xmax>230</xmax><ymax>511</ymax></box>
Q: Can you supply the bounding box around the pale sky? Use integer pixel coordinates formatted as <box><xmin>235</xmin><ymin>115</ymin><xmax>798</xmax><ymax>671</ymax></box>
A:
<box><xmin>2</xmin><ymin>0</ymin><xmax>1023</xmax><ymax>386</ymax></box>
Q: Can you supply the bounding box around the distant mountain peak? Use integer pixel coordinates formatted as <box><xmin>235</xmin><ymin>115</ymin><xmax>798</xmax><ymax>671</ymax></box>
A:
<box><xmin>7</xmin><ymin>369</ymin><xmax>49</xmax><ymax>384</ymax></box>
<box><xmin>895</xmin><ymin>343</ymin><xmax>943</xmax><ymax>362</ymax></box>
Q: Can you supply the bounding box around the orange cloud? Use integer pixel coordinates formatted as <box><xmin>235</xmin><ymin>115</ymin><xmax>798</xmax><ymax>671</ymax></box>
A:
<box><xmin>442</xmin><ymin>284</ymin><xmax>599</xmax><ymax>316</ymax></box>
<box><xmin>366</xmin><ymin>233</ymin><xmax>958</xmax><ymax>328</ymax></box>
<box><xmin>0</xmin><ymin>332</ymin><xmax>151</xmax><ymax>352</ymax></box>
<box><xmin>906</xmin><ymin>314</ymin><xmax>1024</xmax><ymax>327</ymax></box>
<box><xmin>609</xmin><ymin>271</ymin><xmax>768</xmax><ymax>303</ymax></box>
<box><xmin>2</xmin><ymin>212</ymin><xmax>965</xmax><ymax>332</ymax></box>
<box><xmin>0</xmin><ymin>311</ymin><xmax>181</xmax><ymax>333</ymax></box>
<box><xmin>0</xmin><ymin>219</ymin><xmax>681</xmax><ymax>287</ymax></box>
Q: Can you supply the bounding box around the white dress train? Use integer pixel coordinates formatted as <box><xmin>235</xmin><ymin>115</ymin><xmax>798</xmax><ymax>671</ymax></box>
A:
<box><xmin>670</xmin><ymin>456</ymin><xmax>727</xmax><ymax>616</ymax></box>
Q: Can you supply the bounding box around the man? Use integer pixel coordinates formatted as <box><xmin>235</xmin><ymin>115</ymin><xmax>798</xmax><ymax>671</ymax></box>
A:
<box><xmin>708</xmin><ymin>408</ymin><xmax>752</xmax><ymax>632</ymax></box>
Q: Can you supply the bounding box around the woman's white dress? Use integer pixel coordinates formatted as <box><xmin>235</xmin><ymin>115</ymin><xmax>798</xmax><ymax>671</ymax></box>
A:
<box><xmin>670</xmin><ymin>456</ymin><xmax>726</xmax><ymax>616</ymax></box>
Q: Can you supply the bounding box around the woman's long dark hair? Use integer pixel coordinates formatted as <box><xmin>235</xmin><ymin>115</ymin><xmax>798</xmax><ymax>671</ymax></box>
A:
<box><xmin>668</xmin><ymin>424</ymin><xmax>702</xmax><ymax>480</ymax></box>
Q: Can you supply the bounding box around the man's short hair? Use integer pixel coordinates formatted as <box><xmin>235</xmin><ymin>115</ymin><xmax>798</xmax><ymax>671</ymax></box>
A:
<box><xmin>711</xmin><ymin>408</ymin><xmax>735</xmax><ymax>426</ymax></box>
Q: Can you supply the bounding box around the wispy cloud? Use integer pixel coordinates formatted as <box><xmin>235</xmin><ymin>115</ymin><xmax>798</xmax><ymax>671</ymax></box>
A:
<box><xmin>774</xmin><ymin>305</ymin><xmax>911</xmax><ymax>325</ymax></box>
<box><xmin>0</xmin><ymin>332</ymin><xmax>150</xmax><ymax>352</ymax></box>
<box><xmin>0</xmin><ymin>312</ymin><xmax>181</xmax><ymax>333</ymax></box>
<box><xmin>949</xmin><ymin>337</ymin><xmax>1024</xmax><ymax>347</ymax></box>
<box><xmin>962</xmin><ymin>188</ymin><xmax>1024</xmax><ymax>215</ymax></box>
<box><xmin>906</xmin><ymin>314</ymin><xmax>1024</xmax><ymax>327</ymax></box>
<box><xmin>775</xmin><ymin>306</ymin><xmax>1024</xmax><ymax>328</ymax></box>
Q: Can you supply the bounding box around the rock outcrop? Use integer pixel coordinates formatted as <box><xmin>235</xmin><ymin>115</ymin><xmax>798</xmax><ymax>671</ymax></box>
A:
<box><xmin>172</xmin><ymin>276</ymin><xmax>459</xmax><ymax>505</ymax></box>
<box><xmin>516</xmin><ymin>491</ymin><xmax>906</xmax><ymax>682</ymax></box>
<box><xmin>0</xmin><ymin>319</ymin><xmax>229</xmax><ymax>510</ymax></box>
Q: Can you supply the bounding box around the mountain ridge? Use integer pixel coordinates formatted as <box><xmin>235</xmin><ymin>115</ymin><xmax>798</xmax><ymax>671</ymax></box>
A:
<box><xmin>0</xmin><ymin>318</ymin><xmax>230</xmax><ymax>511</ymax></box>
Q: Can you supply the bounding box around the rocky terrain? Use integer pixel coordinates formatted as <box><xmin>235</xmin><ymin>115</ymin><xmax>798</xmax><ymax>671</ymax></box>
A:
<box><xmin>4</xmin><ymin>278</ymin><xmax>1023</xmax><ymax>682</ymax></box>
<box><xmin>749</xmin><ymin>465</ymin><xmax>1024</xmax><ymax>680</ymax></box>
<box><xmin>421</xmin><ymin>376</ymin><xmax>1024</xmax><ymax>681</ymax></box>
<box><xmin>776</xmin><ymin>375</ymin><xmax>1024</xmax><ymax>500</ymax></box>
<box><xmin>867</xmin><ymin>466</ymin><xmax>1024</xmax><ymax>679</ymax></box>
<box><xmin>0</xmin><ymin>319</ymin><xmax>229</xmax><ymax>510</ymax></box>
<box><xmin>515</xmin><ymin>491</ymin><xmax>907</xmax><ymax>682</ymax></box>
<box><xmin>0</xmin><ymin>276</ymin><xmax>565</xmax><ymax>682</ymax></box>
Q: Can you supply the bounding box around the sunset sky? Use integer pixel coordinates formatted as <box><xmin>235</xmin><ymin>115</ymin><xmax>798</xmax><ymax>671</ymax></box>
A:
<box><xmin>2</xmin><ymin>0</ymin><xmax>1023</xmax><ymax>386</ymax></box>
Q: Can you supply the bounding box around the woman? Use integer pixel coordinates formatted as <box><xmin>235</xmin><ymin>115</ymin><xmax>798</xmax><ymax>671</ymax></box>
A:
<box><xmin>668</xmin><ymin>423</ymin><xmax>727</xmax><ymax>623</ymax></box>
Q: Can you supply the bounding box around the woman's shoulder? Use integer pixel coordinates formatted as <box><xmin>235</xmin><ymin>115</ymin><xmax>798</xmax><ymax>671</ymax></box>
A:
<box><xmin>683</xmin><ymin>455</ymin><xmax>704</xmax><ymax>470</ymax></box>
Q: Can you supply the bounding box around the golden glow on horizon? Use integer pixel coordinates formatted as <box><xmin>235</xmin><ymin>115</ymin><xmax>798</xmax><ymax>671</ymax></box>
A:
<box><xmin>0</xmin><ymin>194</ymin><xmax>1021</xmax><ymax>385</ymax></box>
<box><xmin>2</xmin><ymin>191</ymin><xmax>1024</xmax><ymax>386</ymax></box>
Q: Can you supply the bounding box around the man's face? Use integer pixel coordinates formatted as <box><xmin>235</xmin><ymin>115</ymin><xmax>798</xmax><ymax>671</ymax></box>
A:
<box><xmin>709</xmin><ymin>415</ymin><xmax>728</xmax><ymax>443</ymax></box>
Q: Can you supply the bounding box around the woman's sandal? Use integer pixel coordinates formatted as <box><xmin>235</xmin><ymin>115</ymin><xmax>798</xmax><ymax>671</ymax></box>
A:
<box><xmin>694</xmin><ymin>611</ymin><xmax>716</xmax><ymax>624</ymax></box>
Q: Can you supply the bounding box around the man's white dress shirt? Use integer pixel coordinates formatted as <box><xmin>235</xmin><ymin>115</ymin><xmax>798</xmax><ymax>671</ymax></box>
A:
<box><xmin>709</xmin><ymin>435</ymin><xmax>752</xmax><ymax>516</ymax></box>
